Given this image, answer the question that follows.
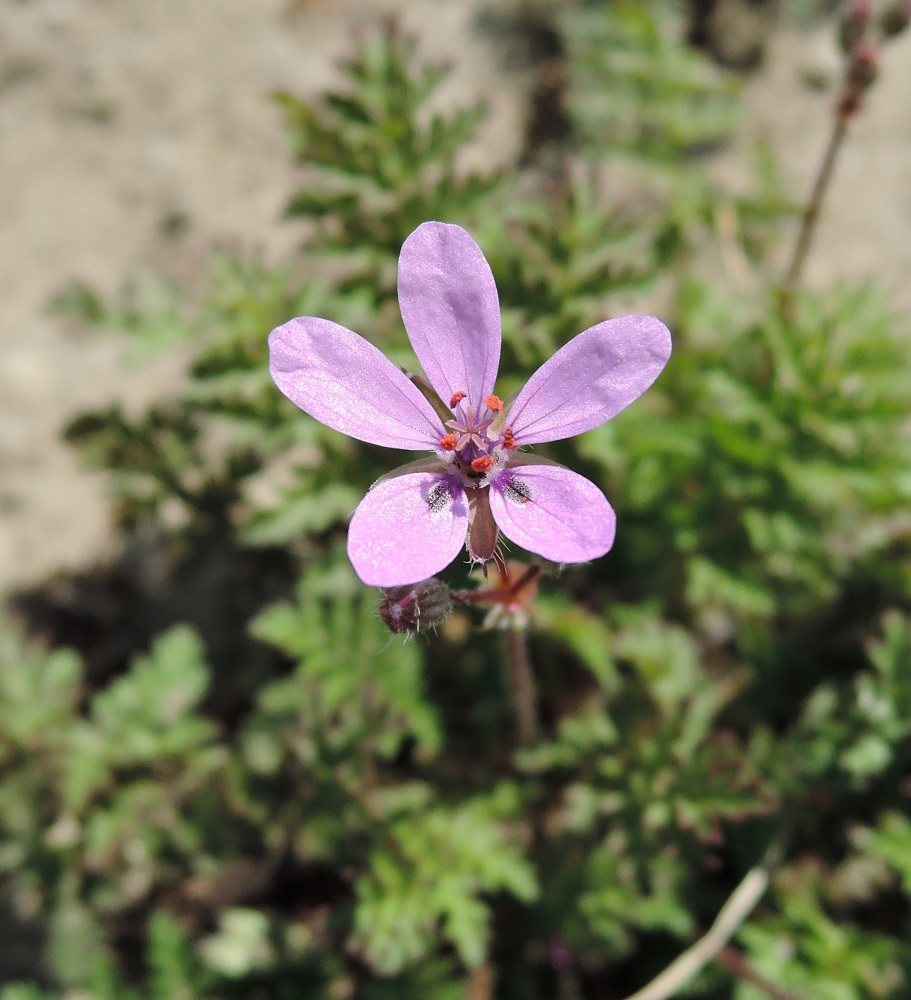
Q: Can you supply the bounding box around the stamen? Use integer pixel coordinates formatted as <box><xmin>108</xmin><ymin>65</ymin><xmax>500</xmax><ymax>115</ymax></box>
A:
<box><xmin>471</xmin><ymin>455</ymin><xmax>495</xmax><ymax>474</ymax></box>
<box><xmin>501</xmin><ymin>427</ymin><xmax>516</xmax><ymax>450</ymax></box>
<box><xmin>485</xmin><ymin>394</ymin><xmax>504</xmax><ymax>413</ymax></box>
<box><xmin>439</xmin><ymin>433</ymin><xmax>458</xmax><ymax>451</ymax></box>
<box><xmin>450</xmin><ymin>391</ymin><xmax>467</xmax><ymax>408</ymax></box>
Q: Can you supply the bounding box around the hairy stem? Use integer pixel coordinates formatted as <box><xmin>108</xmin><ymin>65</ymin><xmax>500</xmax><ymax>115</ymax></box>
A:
<box><xmin>503</xmin><ymin>626</ymin><xmax>539</xmax><ymax>746</ymax></box>
<box><xmin>781</xmin><ymin>111</ymin><xmax>850</xmax><ymax>305</ymax></box>
<box><xmin>619</xmin><ymin>832</ymin><xmax>786</xmax><ymax>1000</ymax></box>
<box><xmin>452</xmin><ymin>563</ymin><xmax>542</xmax><ymax>608</ymax></box>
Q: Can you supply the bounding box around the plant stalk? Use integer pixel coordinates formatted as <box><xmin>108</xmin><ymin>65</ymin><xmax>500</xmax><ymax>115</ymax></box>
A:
<box><xmin>503</xmin><ymin>625</ymin><xmax>539</xmax><ymax>746</ymax></box>
<box><xmin>467</xmin><ymin>962</ymin><xmax>496</xmax><ymax>1000</ymax></box>
<box><xmin>781</xmin><ymin>111</ymin><xmax>850</xmax><ymax>301</ymax></box>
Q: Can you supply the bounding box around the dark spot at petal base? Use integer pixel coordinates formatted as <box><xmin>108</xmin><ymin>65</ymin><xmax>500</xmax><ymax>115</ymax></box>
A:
<box><xmin>425</xmin><ymin>481</ymin><xmax>453</xmax><ymax>514</ymax></box>
<box><xmin>503</xmin><ymin>477</ymin><xmax>532</xmax><ymax>505</ymax></box>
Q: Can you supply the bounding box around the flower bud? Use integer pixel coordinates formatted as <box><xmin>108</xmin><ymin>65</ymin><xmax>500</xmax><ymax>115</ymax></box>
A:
<box><xmin>378</xmin><ymin>578</ymin><xmax>452</xmax><ymax>634</ymax></box>
<box><xmin>880</xmin><ymin>0</ymin><xmax>911</xmax><ymax>38</ymax></box>
<box><xmin>846</xmin><ymin>41</ymin><xmax>878</xmax><ymax>92</ymax></box>
<box><xmin>839</xmin><ymin>0</ymin><xmax>872</xmax><ymax>53</ymax></box>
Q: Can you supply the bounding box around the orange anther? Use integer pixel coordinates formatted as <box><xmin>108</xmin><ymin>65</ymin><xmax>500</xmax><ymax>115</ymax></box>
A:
<box><xmin>485</xmin><ymin>394</ymin><xmax>504</xmax><ymax>413</ymax></box>
<box><xmin>470</xmin><ymin>455</ymin><xmax>495</xmax><ymax>474</ymax></box>
<box><xmin>449</xmin><ymin>391</ymin><xmax>467</xmax><ymax>408</ymax></box>
<box><xmin>501</xmin><ymin>427</ymin><xmax>516</xmax><ymax>450</ymax></box>
<box><xmin>439</xmin><ymin>433</ymin><xmax>459</xmax><ymax>451</ymax></box>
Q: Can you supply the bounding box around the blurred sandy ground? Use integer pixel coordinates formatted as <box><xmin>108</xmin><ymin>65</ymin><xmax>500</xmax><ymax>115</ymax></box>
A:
<box><xmin>741</xmin><ymin>23</ymin><xmax>911</xmax><ymax>302</ymax></box>
<box><xmin>0</xmin><ymin>0</ymin><xmax>909</xmax><ymax>595</ymax></box>
<box><xmin>0</xmin><ymin>0</ymin><xmax>523</xmax><ymax>594</ymax></box>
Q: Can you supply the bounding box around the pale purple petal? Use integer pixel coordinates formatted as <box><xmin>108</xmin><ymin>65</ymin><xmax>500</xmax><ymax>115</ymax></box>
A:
<box><xmin>507</xmin><ymin>315</ymin><xmax>671</xmax><ymax>445</ymax></box>
<box><xmin>397</xmin><ymin>222</ymin><xmax>501</xmax><ymax>410</ymax></box>
<box><xmin>269</xmin><ymin>317</ymin><xmax>444</xmax><ymax>450</ymax></box>
<box><xmin>347</xmin><ymin>473</ymin><xmax>470</xmax><ymax>586</ymax></box>
<box><xmin>489</xmin><ymin>463</ymin><xmax>616</xmax><ymax>563</ymax></box>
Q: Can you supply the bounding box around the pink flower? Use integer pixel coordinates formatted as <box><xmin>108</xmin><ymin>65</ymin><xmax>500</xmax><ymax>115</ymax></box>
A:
<box><xmin>269</xmin><ymin>222</ymin><xmax>671</xmax><ymax>587</ymax></box>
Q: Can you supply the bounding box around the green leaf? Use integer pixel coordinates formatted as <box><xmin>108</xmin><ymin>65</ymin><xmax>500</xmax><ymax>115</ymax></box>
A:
<box><xmin>353</xmin><ymin>792</ymin><xmax>537</xmax><ymax>973</ymax></box>
<box><xmin>250</xmin><ymin>553</ymin><xmax>441</xmax><ymax>760</ymax></box>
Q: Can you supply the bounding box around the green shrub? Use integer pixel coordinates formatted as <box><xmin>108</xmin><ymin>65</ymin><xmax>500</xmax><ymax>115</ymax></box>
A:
<box><xmin>7</xmin><ymin>5</ymin><xmax>911</xmax><ymax>998</ymax></box>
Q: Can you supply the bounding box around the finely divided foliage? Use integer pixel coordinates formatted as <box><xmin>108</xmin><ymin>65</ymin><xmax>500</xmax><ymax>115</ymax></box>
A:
<box><xmin>6</xmin><ymin>7</ymin><xmax>911</xmax><ymax>1000</ymax></box>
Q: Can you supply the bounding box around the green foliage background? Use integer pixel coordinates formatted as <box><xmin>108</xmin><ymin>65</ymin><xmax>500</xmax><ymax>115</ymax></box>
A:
<box><xmin>4</xmin><ymin>3</ymin><xmax>911</xmax><ymax>998</ymax></box>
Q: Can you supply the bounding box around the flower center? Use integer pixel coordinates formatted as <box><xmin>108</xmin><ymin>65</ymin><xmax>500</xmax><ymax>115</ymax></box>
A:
<box><xmin>438</xmin><ymin>392</ymin><xmax>515</xmax><ymax>484</ymax></box>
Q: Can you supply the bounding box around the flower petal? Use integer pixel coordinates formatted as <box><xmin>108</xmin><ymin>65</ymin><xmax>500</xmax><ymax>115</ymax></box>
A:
<box><xmin>490</xmin><ymin>463</ymin><xmax>616</xmax><ymax>563</ymax></box>
<box><xmin>507</xmin><ymin>315</ymin><xmax>671</xmax><ymax>444</ymax></box>
<box><xmin>397</xmin><ymin>222</ymin><xmax>501</xmax><ymax>411</ymax></box>
<box><xmin>348</xmin><ymin>473</ymin><xmax>470</xmax><ymax>586</ymax></box>
<box><xmin>269</xmin><ymin>317</ymin><xmax>443</xmax><ymax>450</ymax></box>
